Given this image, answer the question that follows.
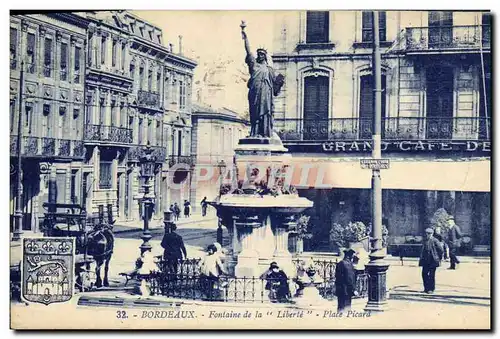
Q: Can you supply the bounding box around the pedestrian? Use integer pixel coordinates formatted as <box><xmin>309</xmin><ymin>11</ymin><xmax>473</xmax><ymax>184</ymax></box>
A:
<box><xmin>335</xmin><ymin>249</ymin><xmax>357</xmax><ymax>312</ymax></box>
<box><xmin>160</xmin><ymin>216</ymin><xmax>187</xmax><ymax>274</ymax></box>
<box><xmin>173</xmin><ymin>202</ymin><xmax>181</xmax><ymax>221</ymax></box>
<box><xmin>447</xmin><ymin>216</ymin><xmax>463</xmax><ymax>270</ymax></box>
<box><xmin>433</xmin><ymin>226</ymin><xmax>448</xmax><ymax>261</ymax></box>
<box><xmin>261</xmin><ymin>262</ymin><xmax>291</xmax><ymax>303</ymax></box>
<box><xmin>419</xmin><ymin>228</ymin><xmax>444</xmax><ymax>294</ymax></box>
<box><xmin>184</xmin><ymin>200</ymin><xmax>191</xmax><ymax>218</ymax></box>
<box><xmin>200</xmin><ymin>244</ymin><xmax>227</xmax><ymax>300</ymax></box>
<box><xmin>201</xmin><ymin>197</ymin><xmax>208</xmax><ymax>217</ymax></box>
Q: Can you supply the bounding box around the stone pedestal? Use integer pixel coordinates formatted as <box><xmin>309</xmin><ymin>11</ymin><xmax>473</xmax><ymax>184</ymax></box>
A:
<box><xmin>364</xmin><ymin>256</ymin><xmax>390</xmax><ymax>312</ymax></box>
<box><xmin>272</xmin><ymin>214</ymin><xmax>295</xmax><ymax>277</ymax></box>
<box><xmin>234</xmin><ymin>213</ymin><xmax>262</xmax><ymax>278</ymax></box>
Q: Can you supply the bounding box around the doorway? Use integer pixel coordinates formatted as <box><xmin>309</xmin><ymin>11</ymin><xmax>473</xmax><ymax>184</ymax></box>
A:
<box><xmin>426</xmin><ymin>66</ymin><xmax>454</xmax><ymax>139</ymax></box>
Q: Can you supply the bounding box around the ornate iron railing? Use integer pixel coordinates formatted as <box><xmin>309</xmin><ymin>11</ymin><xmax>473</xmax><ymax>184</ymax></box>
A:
<box><xmin>137</xmin><ymin>90</ymin><xmax>161</xmax><ymax>107</ymax></box>
<box><xmin>168</xmin><ymin>155</ymin><xmax>195</xmax><ymax>167</ymax></box>
<box><xmin>10</xmin><ymin>135</ymin><xmax>85</xmax><ymax>158</ymax></box>
<box><xmin>275</xmin><ymin>117</ymin><xmax>491</xmax><ymax>141</ymax></box>
<box><xmin>404</xmin><ymin>25</ymin><xmax>491</xmax><ymax>51</ymax></box>
<box><xmin>84</xmin><ymin>124</ymin><xmax>133</xmax><ymax>144</ymax></box>
<box><xmin>148</xmin><ymin>258</ymin><xmax>368</xmax><ymax>303</ymax></box>
<box><xmin>128</xmin><ymin>145</ymin><xmax>167</xmax><ymax>163</ymax></box>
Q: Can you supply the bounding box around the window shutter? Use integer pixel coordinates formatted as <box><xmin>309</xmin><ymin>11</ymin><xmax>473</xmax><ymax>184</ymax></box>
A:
<box><xmin>10</xmin><ymin>28</ymin><xmax>17</xmax><ymax>54</ymax></box>
<box><xmin>362</xmin><ymin>11</ymin><xmax>386</xmax><ymax>42</ymax></box>
<box><xmin>306</xmin><ymin>11</ymin><xmax>329</xmax><ymax>43</ymax></box>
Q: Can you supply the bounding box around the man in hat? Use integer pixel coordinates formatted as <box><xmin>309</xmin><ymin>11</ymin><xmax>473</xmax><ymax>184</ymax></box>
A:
<box><xmin>160</xmin><ymin>214</ymin><xmax>187</xmax><ymax>274</ymax></box>
<box><xmin>419</xmin><ymin>228</ymin><xmax>444</xmax><ymax>294</ymax></box>
<box><xmin>446</xmin><ymin>216</ymin><xmax>463</xmax><ymax>270</ymax></box>
<box><xmin>335</xmin><ymin>249</ymin><xmax>357</xmax><ymax>312</ymax></box>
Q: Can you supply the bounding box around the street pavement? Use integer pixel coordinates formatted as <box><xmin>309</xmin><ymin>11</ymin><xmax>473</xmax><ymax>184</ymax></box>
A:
<box><xmin>10</xmin><ymin>215</ymin><xmax>491</xmax><ymax>329</ymax></box>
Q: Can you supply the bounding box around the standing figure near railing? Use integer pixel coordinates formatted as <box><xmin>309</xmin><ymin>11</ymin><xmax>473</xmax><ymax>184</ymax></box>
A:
<box><xmin>335</xmin><ymin>249</ymin><xmax>357</xmax><ymax>312</ymax></box>
<box><xmin>200</xmin><ymin>244</ymin><xmax>227</xmax><ymax>300</ymax></box>
<box><xmin>261</xmin><ymin>262</ymin><xmax>291</xmax><ymax>303</ymax></box>
<box><xmin>241</xmin><ymin>21</ymin><xmax>284</xmax><ymax>138</ymax></box>
<box><xmin>160</xmin><ymin>222</ymin><xmax>187</xmax><ymax>274</ymax></box>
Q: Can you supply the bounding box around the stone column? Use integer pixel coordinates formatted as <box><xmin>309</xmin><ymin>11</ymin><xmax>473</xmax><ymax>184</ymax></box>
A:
<box><xmin>130</xmin><ymin>165</ymin><xmax>140</xmax><ymax>220</ymax></box>
<box><xmin>234</xmin><ymin>212</ymin><xmax>262</xmax><ymax>277</ymax></box>
<box><xmin>272</xmin><ymin>213</ymin><xmax>295</xmax><ymax>276</ymax></box>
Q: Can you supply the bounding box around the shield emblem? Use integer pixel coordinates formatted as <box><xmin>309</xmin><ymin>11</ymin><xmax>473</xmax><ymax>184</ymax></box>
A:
<box><xmin>22</xmin><ymin>237</ymin><xmax>75</xmax><ymax>305</ymax></box>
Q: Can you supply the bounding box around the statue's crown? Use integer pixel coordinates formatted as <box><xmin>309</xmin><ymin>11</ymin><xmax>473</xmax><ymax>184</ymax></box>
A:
<box><xmin>257</xmin><ymin>47</ymin><xmax>267</xmax><ymax>54</ymax></box>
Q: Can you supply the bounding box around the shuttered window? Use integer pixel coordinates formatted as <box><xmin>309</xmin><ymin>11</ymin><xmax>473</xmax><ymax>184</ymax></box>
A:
<box><xmin>99</xmin><ymin>161</ymin><xmax>112</xmax><ymax>189</ymax></box>
<box><xmin>306</xmin><ymin>11</ymin><xmax>329</xmax><ymax>43</ymax></box>
<box><xmin>60</xmin><ymin>42</ymin><xmax>68</xmax><ymax>81</ymax></box>
<box><xmin>303</xmin><ymin>76</ymin><xmax>329</xmax><ymax>140</ymax></box>
<box><xmin>428</xmin><ymin>11</ymin><xmax>453</xmax><ymax>48</ymax></box>
<box><xmin>362</xmin><ymin>11</ymin><xmax>387</xmax><ymax>42</ymax></box>
<box><xmin>27</xmin><ymin>33</ymin><xmax>36</xmax><ymax>73</ymax></box>
<box><xmin>44</xmin><ymin>38</ymin><xmax>52</xmax><ymax>77</ymax></box>
<box><xmin>359</xmin><ymin>74</ymin><xmax>387</xmax><ymax>138</ymax></box>
<box><xmin>10</xmin><ymin>28</ymin><xmax>17</xmax><ymax>69</ymax></box>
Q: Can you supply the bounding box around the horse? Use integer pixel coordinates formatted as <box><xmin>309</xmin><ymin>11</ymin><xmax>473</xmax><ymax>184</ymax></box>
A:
<box><xmin>86</xmin><ymin>224</ymin><xmax>115</xmax><ymax>288</ymax></box>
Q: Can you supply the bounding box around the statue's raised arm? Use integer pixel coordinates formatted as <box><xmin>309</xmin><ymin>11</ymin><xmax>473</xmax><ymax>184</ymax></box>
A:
<box><xmin>241</xmin><ymin>21</ymin><xmax>252</xmax><ymax>57</ymax></box>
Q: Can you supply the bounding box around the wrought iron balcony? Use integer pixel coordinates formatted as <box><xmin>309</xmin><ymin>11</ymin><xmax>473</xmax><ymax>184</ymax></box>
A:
<box><xmin>168</xmin><ymin>155</ymin><xmax>194</xmax><ymax>167</ymax></box>
<box><xmin>128</xmin><ymin>145</ymin><xmax>167</xmax><ymax>163</ymax></box>
<box><xmin>84</xmin><ymin>124</ymin><xmax>133</xmax><ymax>144</ymax></box>
<box><xmin>10</xmin><ymin>136</ymin><xmax>86</xmax><ymax>158</ymax></box>
<box><xmin>401</xmin><ymin>25</ymin><xmax>491</xmax><ymax>52</ymax></box>
<box><xmin>275</xmin><ymin>117</ymin><xmax>491</xmax><ymax>142</ymax></box>
<box><xmin>137</xmin><ymin>90</ymin><xmax>161</xmax><ymax>107</ymax></box>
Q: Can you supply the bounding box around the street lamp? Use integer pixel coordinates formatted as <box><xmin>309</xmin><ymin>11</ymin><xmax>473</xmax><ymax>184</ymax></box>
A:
<box><xmin>138</xmin><ymin>144</ymin><xmax>157</xmax><ymax>255</ymax></box>
<box><xmin>216</xmin><ymin>160</ymin><xmax>227</xmax><ymax>245</ymax></box>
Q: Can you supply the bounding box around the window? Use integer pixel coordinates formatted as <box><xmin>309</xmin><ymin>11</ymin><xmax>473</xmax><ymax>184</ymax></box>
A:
<box><xmin>362</xmin><ymin>11</ymin><xmax>387</xmax><ymax>42</ymax></box>
<box><xmin>44</xmin><ymin>38</ymin><xmax>52</xmax><ymax>77</ymax></box>
<box><xmin>148</xmin><ymin>119</ymin><xmax>152</xmax><ymax>145</ymax></box>
<box><xmin>148</xmin><ymin>69</ymin><xmax>153</xmax><ymax>92</ymax></box>
<box><xmin>27</xmin><ymin>33</ymin><xmax>36</xmax><ymax>73</ymax></box>
<box><xmin>60</xmin><ymin>42</ymin><xmax>68</xmax><ymax>81</ymax></box>
<box><xmin>99</xmin><ymin>161</ymin><xmax>112</xmax><ymax>189</ymax></box>
<box><xmin>156</xmin><ymin>121</ymin><xmax>161</xmax><ymax>146</ymax></box>
<box><xmin>74</xmin><ymin>46</ymin><xmax>81</xmax><ymax>83</ymax></box>
<box><xmin>99</xmin><ymin>98</ymin><xmax>105</xmax><ymax>125</ymax></box>
<box><xmin>10</xmin><ymin>28</ymin><xmax>17</xmax><ymax>69</ymax></box>
<box><xmin>25</xmin><ymin>103</ymin><xmax>33</xmax><ymax>134</ymax></box>
<box><xmin>428</xmin><ymin>11</ymin><xmax>453</xmax><ymax>49</ymax></box>
<box><xmin>179</xmin><ymin>80</ymin><xmax>186</xmax><ymax>110</ymax></box>
<box><xmin>156</xmin><ymin>72</ymin><xmax>161</xmax><ymax>93</ymax></box>
<box><xmin>139</xmin><ymin>65</ymin><xmax>144</xmax><ymax>90</ymax></box>
<box><xmin>101</xmin><ymin>36</ymin><xmax>106</xmax><ymax>65</ymax></box>
<box><xmin>129</xmin><ymin>62</ymin><xmax>135</xmax><ymax>81</ymax></box>
<box><xmin>482</xmin><ymin>13</ymin><xmax>491</xmax><ymax>46</ymax></box>
<box><xmin>306</xmin><ymin>11</ymin><xmax>329</xmax><ymax>43</ymax></box>
<box><xmin>43</xmin><ymin>104</ymin><xmax>51</xmax><ymax>115</ymax></box>
<box><xmin>121</xmin><ymin>42</ymin><xmax>126</xmax><ymax>69</ymax></box>
<box><xmin>359</xmin><ymin>74</ymin><xmax>387</xmax><ymax>138</ymax></box>
<box><xmin>138</xmin><ymin>118</ymin><xmax>143</xmax><ymax>144</ymax></box>
<box><xmin>303</xmin><ymin>75</ymin><xmax>329</xmax><ymax>140</ymax></box>
<box><xmin>112</xmin><ymin>39</ymin><xmax>117</xmax><ymax>67</ymax></box>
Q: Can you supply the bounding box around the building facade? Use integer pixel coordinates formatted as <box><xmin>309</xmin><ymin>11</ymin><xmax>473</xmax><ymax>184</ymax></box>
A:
<box><xmin>10</xmin><ymin>13</ymin><xmax>88</xmax><ymax>234</ymax></box>
<box><xmin>272</xmin><ymin>11</ymin><xmax>491</xmax><ymax>252</ymax></box>
<box><xmin>190</xmin><ymin>103</ymin><xmax>249</xmax><ymax>212</ymax></box>
<box><xmin>10</xmin><ymin>11</ymin><xmax>196</xmax><ymax>235</ymax></box>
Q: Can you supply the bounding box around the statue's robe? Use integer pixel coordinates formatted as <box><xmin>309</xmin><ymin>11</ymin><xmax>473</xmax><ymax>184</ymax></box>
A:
<box><xmin>245</xmin><ymin>54</ymin><xmax>282</xmax><ymax>138</ymax></box>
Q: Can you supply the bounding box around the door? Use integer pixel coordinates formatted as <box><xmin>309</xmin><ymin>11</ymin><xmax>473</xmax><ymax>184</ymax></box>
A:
<box><xmin>303</xmin><ymin>75</ymin><xmax>329</xmax><ymax>140</ymax></box>
<box><xmin>426</xmin><ymin>66</ymin><xmax>454</xmax><ymax>139</ymax></box>
<box><xmin>428</xmin><ymin>11</ymin><xmax>453</xmax><ymax>49</ymax></box>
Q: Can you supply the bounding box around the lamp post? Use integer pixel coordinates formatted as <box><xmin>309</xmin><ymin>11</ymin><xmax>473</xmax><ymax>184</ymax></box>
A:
<box><xmin>216</xmin><ymin>160</ymin><xmax>227</xmax><ymax>244</ymax></box>
<box><xmin>12</xmin><ymin>60</ymin><xmax>25</xmax><ymax>242</ymax></box>
<box><xmin>364</xmin><ymin>11</ymin><xmax>389</xmax><ymax>312</ymax></box>
<box><xmin>138</xmin><ymin>145</ymin><xmax>157</xmax><ymax>255</ymax></box>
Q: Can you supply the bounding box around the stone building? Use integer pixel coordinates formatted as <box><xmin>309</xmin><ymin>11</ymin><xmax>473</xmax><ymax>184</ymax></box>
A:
<box><xmin>10</xmin><ymin>11</ymin><xmax>196</xmax><ymax>236</ymax></box>
<box><xmin>190</xmin><ymin>103</ymin><xmax>249</xmax><ymax>212</ymax></box>
<box><xmin>10</xmin><ymin>13</ymin><xmax>87</xmax><ymax>234</ymax></box>
<box><xmin>271</xmin><ymin>11</ymin><xmax>491</xmax><ymax>252</ymax></box>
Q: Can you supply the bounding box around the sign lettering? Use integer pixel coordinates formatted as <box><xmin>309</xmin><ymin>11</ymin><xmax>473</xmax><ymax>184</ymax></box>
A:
<box><xmin>321</xmin><ymin>141</ymin><xmax>491</xmax><ymax>153</ymax></box>
<box><xmin>360</xmin><ymin>159</ymin><xmax>390</xmax><ymax>170</ymax></box>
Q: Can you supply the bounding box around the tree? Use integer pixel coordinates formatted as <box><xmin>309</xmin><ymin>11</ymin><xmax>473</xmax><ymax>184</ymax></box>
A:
<box><xmin>430</xmin><ymin>208</ymin><xmax>451</xmax><ymax>230</ymax></box>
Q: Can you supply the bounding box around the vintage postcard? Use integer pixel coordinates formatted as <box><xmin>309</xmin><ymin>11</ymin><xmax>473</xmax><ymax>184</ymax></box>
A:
<box><xmin>9</xmin><ymin>9</ymin><xmax>491</xmax><ymax>330</ymax></box>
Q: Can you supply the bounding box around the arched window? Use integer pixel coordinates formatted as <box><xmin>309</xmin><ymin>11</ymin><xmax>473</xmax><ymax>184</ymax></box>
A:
<box><xmin>303</xmin><ymin>74</ymin><xmax>329</xmax><ymax>140</ymax></box>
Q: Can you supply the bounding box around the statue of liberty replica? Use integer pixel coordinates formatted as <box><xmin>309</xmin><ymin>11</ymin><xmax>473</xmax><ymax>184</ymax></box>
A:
<box><xmin>241</xmin><ymin>21</ymin><xmax>284</xmax><ymax>139</ymax></box>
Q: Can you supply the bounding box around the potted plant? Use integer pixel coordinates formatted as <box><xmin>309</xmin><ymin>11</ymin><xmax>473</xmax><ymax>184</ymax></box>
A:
<box><xmin>289</xmin><ymin>215</ymin><xmax>312</xmax><ymax>254</ymax></box>
<box><xmin>329</xmin><ymin>221</ymin><xmax>369</xmax><ymax>253</ymax></box>
<box><xmin>430</xmin><ymin>208</ymin><xmax>451</xmax><ymax>231</ymax></box>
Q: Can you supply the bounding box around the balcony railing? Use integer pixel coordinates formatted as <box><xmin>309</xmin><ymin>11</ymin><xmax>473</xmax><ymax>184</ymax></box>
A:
<box><xmin>168</xmin><ymin>155</ymin><xmax>194</xmax><ymax>167</ymax></box>
<box><xmin>84</xmin><ymin>124</ymin><xmax>133</xmax><ymax>144</ymax></box>
<box><xmin>10</xmin><ymin>136</ymin><xmax>86</xmax><ymax>158</ymax></box>
<box><xmin>275</xmin><ymin>117</ymin><xmax>491</xmax><ymax>142</ymax></box>
<box><xmin>128</xmin><ymin>145</ymin><xmax>167</xmax><ymax>163</ymax></box>
<box><xmin>403</xmin><ymin>25</ymin><xmax>491</xmax><ymax>52</ymax></box>
<box><xmin>137</xmin><ymin>90</ymin><xmax>160</xmax><ymax>107</ymax></box>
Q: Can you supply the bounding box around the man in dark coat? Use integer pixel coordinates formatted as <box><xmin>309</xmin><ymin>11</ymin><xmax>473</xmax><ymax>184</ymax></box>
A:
<box><xmin>447</xmin><ymin>216</ymin><xmax>463</xmax><ymax>270</ymax></box>
<box><xmin>160</xmin><ymin>220</ymin><xmax>187</xmax><ymax>274</ymax></box>
<box><xmin>262</xmin><ymin>262</ymin><xmax>291</xmax><ymax>303</ymax></box>
<box><xmin>201</xmin><ymin>197</ymin><xmax>208</xmax><ymax>217</ymax></box>
<box><xmin>419</xmin><ymin>228</ymin><xmax>444</xmax><ymax>294</ymax></box>
<box><xmin>173</xmin><ymin>203</ymin><xmax>181</xmax><ymax>221</ymax></box>
<box><xmin>335</xmin><ymin>249</ymin><xmax>357</xmax><ymax>312</ymax></box>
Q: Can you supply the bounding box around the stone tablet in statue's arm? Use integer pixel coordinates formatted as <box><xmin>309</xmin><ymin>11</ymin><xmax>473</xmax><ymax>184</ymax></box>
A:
<box><xmin>273</xmin><ymin>73</ymin><xmax>285</xmax><ymax>96</ymax></box>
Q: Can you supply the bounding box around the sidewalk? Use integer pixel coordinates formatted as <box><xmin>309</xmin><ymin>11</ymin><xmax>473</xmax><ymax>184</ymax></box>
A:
<box><xmin>113</xmin><ymin>212</ymin><xmax>218</xmax><ymax>234</ymax></box>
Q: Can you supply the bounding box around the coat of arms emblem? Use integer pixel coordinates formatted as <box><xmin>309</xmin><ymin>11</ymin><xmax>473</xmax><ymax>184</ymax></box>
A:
<box><xmin>22</xmin><ymin>237</ymin><xmax>75</xmax><ymax>305</ymax></box>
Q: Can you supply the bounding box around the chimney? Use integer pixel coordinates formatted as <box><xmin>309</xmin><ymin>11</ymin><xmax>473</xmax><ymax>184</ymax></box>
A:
<box><xmin>169</xmin><ymin>43</ymin><xmax>174</xmax><ymax>53</ymax></box>
<box><xmin>178</xmin><ymin>35</ymin><xmax>183</xmax><ymax>55</ymax></box>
